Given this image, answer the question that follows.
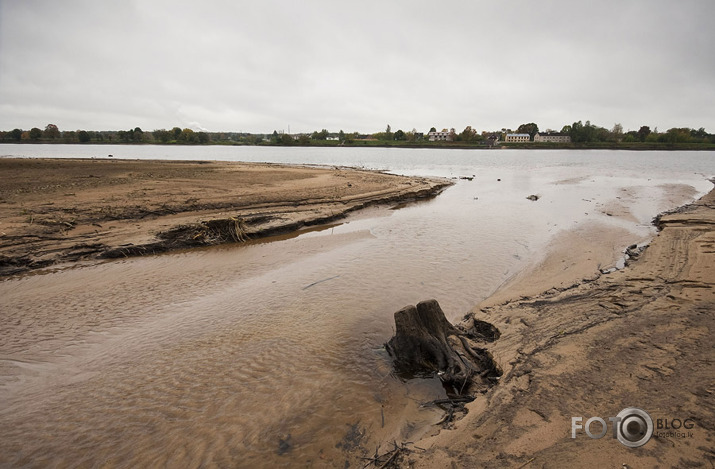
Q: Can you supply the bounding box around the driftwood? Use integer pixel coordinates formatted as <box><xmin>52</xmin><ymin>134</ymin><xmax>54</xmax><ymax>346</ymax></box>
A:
<box><xmin>361</xmin><ymin>441</ymin><xmax>425</xmax><ymax>469</ymax></box>
<box><xmin>386</xmin><ymin>299</ymin><xmax>501</xmax><ymax>393</ymax></box>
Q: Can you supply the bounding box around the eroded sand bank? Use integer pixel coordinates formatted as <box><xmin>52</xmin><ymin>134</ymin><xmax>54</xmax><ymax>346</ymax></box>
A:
<box><xmin>0</xmin><ymin>158</ymin><xmax>449</xmax><ymax>276</ymax></box>
<box><xmin>408</xmin><ymin>184</ymin><xmax>714</xmax><ymax>468</ymax></box>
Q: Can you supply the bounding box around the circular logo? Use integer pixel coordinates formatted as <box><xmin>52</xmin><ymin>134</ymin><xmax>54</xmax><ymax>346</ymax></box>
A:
<box><xmin>616</xmin><ymin>407</ymin><xmax>653</xmax><ymax>448</ymax></box>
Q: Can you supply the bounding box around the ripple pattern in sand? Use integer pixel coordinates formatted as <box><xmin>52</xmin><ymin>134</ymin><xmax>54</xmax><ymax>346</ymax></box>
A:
<box><xmin>2</xmin><ymin>163</ymin><xmax>709</xmax><ymax>467</ymax></box>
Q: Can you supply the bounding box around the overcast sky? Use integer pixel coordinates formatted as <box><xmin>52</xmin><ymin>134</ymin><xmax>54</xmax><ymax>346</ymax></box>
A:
<box><xmin>1</xmin><ymin>0</ymin><xmax>714</xmax><ymax>134</ymax></box>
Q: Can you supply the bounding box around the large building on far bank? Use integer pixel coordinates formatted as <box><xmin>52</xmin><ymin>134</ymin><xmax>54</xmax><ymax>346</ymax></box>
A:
<box><xmin>428</xmin><ymin>129</ymin><xmax>454</xmax><ymax>141</ymax></box>
<box><xmin>505</xmin><ymin>133</ymin><xmax>531</xmax><ymax>143</ymax></box>
<box><xmin>534</xmin><ymin>132</ymin><xmax>571</xmax><ymax>143</ymax></box>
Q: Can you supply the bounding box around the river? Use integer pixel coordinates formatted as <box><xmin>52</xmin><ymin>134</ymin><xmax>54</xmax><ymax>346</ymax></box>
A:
<box><xmin>1</xmin><ymin>145</ymin><xmax>713</xmax><ymax>467</ymax></box>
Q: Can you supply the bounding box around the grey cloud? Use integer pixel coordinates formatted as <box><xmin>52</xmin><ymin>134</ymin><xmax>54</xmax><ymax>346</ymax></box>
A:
<box><xmin>1</xmin><ymin>0</ymin><xmax>714</xmax><ymax>133</ymax></box>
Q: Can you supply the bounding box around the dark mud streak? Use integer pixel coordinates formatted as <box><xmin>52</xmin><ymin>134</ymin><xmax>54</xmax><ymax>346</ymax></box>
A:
<box><xmin>1</xmin><ymin>182</ymin><xmax>451</xmax><ymax>276</ymax></box>
<box><xmin>100</xmin><ymin>183</ymin><xmax>451</xmax><ymax>260</ymax></box>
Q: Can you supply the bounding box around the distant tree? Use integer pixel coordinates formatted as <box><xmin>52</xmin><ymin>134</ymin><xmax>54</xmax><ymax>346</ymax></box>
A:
<box><xmin>153</xmin><ymin>129</ymin><xmax>172</xmax><ymax>143</ymax></box>
<box><xmin>663</xmin><ymin>128</ymin><xmax>692</xmax><ymax>143</ymax></box>
<box><xmin>179</xmin><ymin>128</ymin><xmax>197</xmax><ymax>143</ymax></box>
<box><xmin>568</xmin><ymin>121</ymin><xmax>586</xmax><ymax>142</ymax></box>
<box><xmin>44</xmin><ymin>124</ymin><xmax>60</xmax><ymax>140</ymax></box>
<box><xmin>429</xmin><ymin>127</ymin><xmax>437</xmax><ymax>133</ymax></box>
<box><xmin>636</xmin><ymin>126</ymin><xmax>651</xmax><ymax>142</ymax></box>
<box><xmin>611</xmin><ymin>123</ymin><xmax>623</xmax><ymax>141</ymax></box>
<box><xmin>29</xmin><ymin>127</ymin><xmax>42</xmax><ymax>141</ymax></box>
<box><xmin>280</xmin><ymin>133</ymin><xmax>294</xmax><ymax>145</ymax></box>
<box><xmin>311</xmin><ymin>129</ymin><xmax>329</xmax><ymax>140</ymax></box>
<box><xmin>459</xmin><ymin>126</ymin><xmax>480</xmax><ymax>143</ymax></box>
<box><xmin>338</xmin><ymin>130</ymin><xmax>345</xmax><ymax>142</ymax></box>
<box><xmin>517</xmin><ymin>123</ymin><xmax>539</xmax><ymax>140</ymax></box>
<box><xmin>622</xmin><ymin>133</ymin><xmax>637</xmax><ymax>143</ymax></box>
<box><xmin>594</xmin><ymin>125</ymin><xmax>611</xmax><ymax>142</ymax></box>
<box><xmin>62</xmin><ymin>131</ymin><xmax>78</xmax><ymax>143</ymax></box>
<box><xmin>582</xmin><ymin>121</ymin><xmax>598</xmax><ymax>142</ymax></box>
<box><xmin>563</xmin><ymin>120</ymin><xmax>612</xmax><ymax>143</ymax></box>
<box><xmin>9</xmin><ymin>128</ymin><xmax>22</xmax><ymax>141</ymax></box>
<box><xmin>691</xmin><ymin>127</ymin><xmax>708</xmax><ymax>141</ymax></box>
<box><xmin>393</xmin><ymin>129</ymin><xmax>406</xmax><ymax>141</ymax></box>
<box><xmin>114</xmin><ymin>127</ymin><xmax>143</xmax><ymax>143</ymax></box>
<box><xmin>384</xmin><ymin>124</ymin><xmax>393</xmax><ymax>141</ymax></box>
<box><xmin>645</xmin><ymin>130</ymin><xmax>660</xmax><ymax>143</ymax></box>
<box><xmin>78</xmin><ymin>130</ymin><xmax>91</xmax><ymax>143</ymax></box>
<box><xmin>172</xmin><ymin>127</ymin><xmax>182</xmax><ymax>140</ymax></box>
<box><xmin>298</xmin><ymin>134</ymin><xmax>311</xmax><ymax>145</ymax></box>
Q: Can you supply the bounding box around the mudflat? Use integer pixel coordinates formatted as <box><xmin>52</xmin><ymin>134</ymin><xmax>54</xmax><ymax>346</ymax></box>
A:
<box><xmin>409</xmin><ymin>186</ymin><xmax>715</xmax><ymax>467</ymax></box>
<box><xmin>0</xmin><ymin>158</ymin><xmax>449</xmax><ymax>276</ymax></box>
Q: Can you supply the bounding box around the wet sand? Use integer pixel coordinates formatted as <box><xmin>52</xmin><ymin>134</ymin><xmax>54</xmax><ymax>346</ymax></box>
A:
<box><xmin>2</xmin><ymin>157</ymin><xmax>712</xmax><ymax>467</ymax></box>
<box><xmin>0</xmin><ymin>158</ymin><xmax>449</xmax><ymax>276</ymax></box>
<box><xmin>408</xmin><ymin>184</ymin><xmax>715</xmax><ymax>468</ymax></box>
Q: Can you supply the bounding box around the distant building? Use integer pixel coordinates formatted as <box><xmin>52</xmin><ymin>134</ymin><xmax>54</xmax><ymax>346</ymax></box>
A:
<box><xmin>505</xmin><ymin>133</ymin><xmax>531</xmax><ymax>143</ymax></box>
<box><xmin>482</xmin><ymin>134</ymin><xmax>500</xmax><ymax>147</ymax></box>
<box><xmin>428</xmin><ymin>128</ymin><xmax>454</xmax><ymax>141</ymax></box>
<box><xmin>534</xmin><ymin>132</ymin><xmax>571</xmax><ymax>143</ymax></box>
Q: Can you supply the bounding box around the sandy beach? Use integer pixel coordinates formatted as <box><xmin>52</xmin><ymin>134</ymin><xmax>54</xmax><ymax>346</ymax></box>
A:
<box><xmin>407</xmin><ymin>184</ymin><xmax>714</xmax><ymax>468</ymax></box>
<box><xmin>0</xmin><ymin>158</ymin><xmax>449</xmax><ymax>276</ymax></box>
<box><xmin>1</xmin><ymin>157</ymin><xmax>712</xmax><ymax>467</ymax></box>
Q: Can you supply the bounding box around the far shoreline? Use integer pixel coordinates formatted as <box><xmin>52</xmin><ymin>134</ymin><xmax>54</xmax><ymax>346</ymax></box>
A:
<box><xmin>3</xmin><ymin>141</ymin><xmax>715</xmax><ymax>151</ymax></box>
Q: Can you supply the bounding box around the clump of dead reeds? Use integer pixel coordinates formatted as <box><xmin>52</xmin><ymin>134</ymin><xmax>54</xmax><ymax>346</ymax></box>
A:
<box><xmin>193</xmin><ymin>216</ymin><xmax>249</xmax><ymax>243</ymax></box>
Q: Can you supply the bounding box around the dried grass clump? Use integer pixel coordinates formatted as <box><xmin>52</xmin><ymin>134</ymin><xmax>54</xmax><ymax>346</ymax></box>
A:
<box><xmin>193</xmin><ymin>217</ymin><xmax>249</xmax><ymax>243</ymax></box>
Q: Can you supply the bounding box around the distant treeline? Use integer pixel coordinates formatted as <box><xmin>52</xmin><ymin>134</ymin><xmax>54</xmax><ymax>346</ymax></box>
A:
<box><xmin>2</xmin><ymin>121</ymin><xmax>715</xmax><ymax>149</ymax></box>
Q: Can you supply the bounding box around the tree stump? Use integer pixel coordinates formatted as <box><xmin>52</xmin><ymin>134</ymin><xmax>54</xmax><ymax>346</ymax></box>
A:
<box><xmin>386</xmin><ymin>299</ymin><xmax>501</xmax><ymax>393</ymax></box>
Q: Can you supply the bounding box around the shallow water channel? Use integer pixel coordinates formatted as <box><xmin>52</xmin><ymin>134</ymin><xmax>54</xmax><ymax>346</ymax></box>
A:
<box><xmin>1</xmin><ymin>148</ymin><xmax>713</xmax><ymax>467</ymax></box>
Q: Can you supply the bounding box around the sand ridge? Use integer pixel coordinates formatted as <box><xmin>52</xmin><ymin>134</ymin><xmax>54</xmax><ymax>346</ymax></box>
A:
<box><xmin>0</xmin><ymin>158</ymin><xmax>450</xmax><ymax>276</ymax></box>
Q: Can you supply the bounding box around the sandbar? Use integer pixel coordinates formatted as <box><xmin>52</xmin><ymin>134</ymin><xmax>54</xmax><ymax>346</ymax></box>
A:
<box><xmin>0</xmin><ymin>158</ymin><xmax>450</xmax><ymax>276</ymax></box>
